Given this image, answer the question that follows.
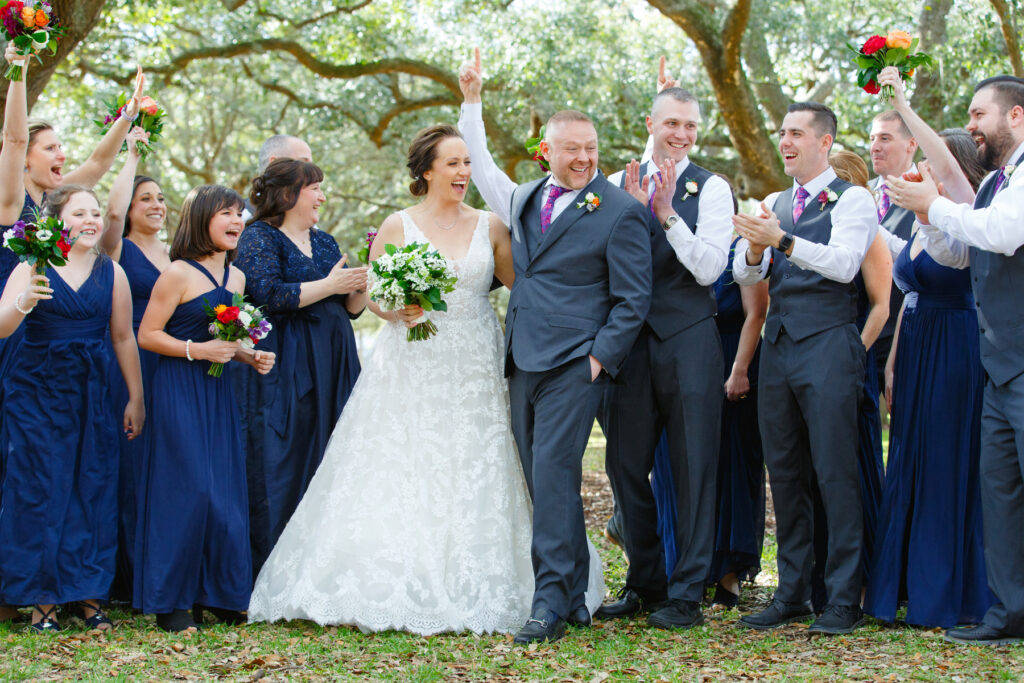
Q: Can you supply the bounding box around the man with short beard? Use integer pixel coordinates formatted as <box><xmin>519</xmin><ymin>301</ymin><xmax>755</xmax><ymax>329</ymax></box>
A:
<box><xmin>885</xmin><ymin>75</ymin><xmax>1024</xmax><ymax>646</ymax></box>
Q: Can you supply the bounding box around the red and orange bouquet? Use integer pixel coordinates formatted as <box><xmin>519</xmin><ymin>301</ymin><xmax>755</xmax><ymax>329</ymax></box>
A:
<box><xmin>202</xmin><ymin>292</ymin><xmax>272</xmax><ymax>377</ymax></box>
<box><xmin>849</xmin><ymin>30</ymin><xmax>933</xmax><ymax>102</ymax></box>
<box><xmin>1</xmin><ymin>1</ymin><xmax>63</xmax><ymax>81</ymax></box>
<box><xmin>94</xmin><ymin>92</ymin><xmax>166</xmax><ymax>160</ymax></box>
<box><xmin>2</xmin><ymin>210</ymin><xmax>74</xmax><ymax>271</ymax></box>
<box><xmin>524</xmin><ymin>126</ymin><xmax>550</xmax><ymax>173</ymax></box>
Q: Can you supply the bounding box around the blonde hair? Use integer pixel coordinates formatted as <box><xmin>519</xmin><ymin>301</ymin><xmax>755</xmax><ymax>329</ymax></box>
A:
<box><xmin>830</xmin><ymin>150</ymin><xmax>870</xmax><ymax>189</ymax></box>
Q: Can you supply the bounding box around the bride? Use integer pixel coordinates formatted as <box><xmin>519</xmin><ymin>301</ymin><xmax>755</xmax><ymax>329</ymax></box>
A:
<box><xmin>248</xmin><ymin>124</ymin><xmax>604</xmax><ymax>634</ymax></box>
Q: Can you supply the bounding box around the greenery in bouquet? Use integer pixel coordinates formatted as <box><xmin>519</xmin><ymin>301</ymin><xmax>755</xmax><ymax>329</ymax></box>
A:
<box><xmin>369</xmin><ymin>242</ymin><xmax>457</xmax><ymax>342</ymax></box>
<box><xmin>0</xmin><ymin>1</ymin><xmax>63</xmax><ymax>81</ymax></box>
<box><xmin>524</xmin><ymin>125</ymin><xmax>550</xmax><ymax>173</ymax></box>
<box><xmin>202</xmin><ymin>291</ymin><xmax>272</xmax><ymax>377</ymax></box>
<box><xmin>848</xmin><ymin>30</ymin><xmax>934</xmax><ymax>103</ymax></box>
<box><xmin>94</xmin><ymin>92</ymin><xmax>166</xmax><ymax>159</ymax></box>
<box><xmin>2</xmin><ymin>210</ymin><xmax>75</xmax><ymax>271</ymax></box>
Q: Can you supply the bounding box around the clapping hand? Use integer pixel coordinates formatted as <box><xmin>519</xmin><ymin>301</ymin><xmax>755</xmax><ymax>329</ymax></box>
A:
<box><xmin>885</xmin><ymin>162</ymin><xmax>940</xmax><ymax>217</ymax></box>
<box><xmin>650</xmin><ymin>157</ymin><xmax>678</xmax><ymax>223</ymax></box>
<box><xmin>623</xmin><ymin>160</ymin><xmax>650</xmax><ymax>205</ymax></box>
<box><xmin>458</xmin><ymin>47</ymin><xmax>483</xmax><ymax>103</ymax></box>
<box><xmin>733</xmin><ymin>202</ymin><xmax>785</xmax><ymax>256</ymax></box>
<box><xmin>325</xmin><ymin>254</ymin><xmax>369</xmax><ymax>295</ymax></box>
<box><xmin>657</xmin><ymin>56</ymin><xmax>677</xmax><ymax>93</ymax></box>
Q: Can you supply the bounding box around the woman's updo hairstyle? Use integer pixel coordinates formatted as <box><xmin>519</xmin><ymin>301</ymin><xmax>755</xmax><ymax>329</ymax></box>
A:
<box><xmin>406</xmin><ymin>125</ymin><xmax>462</xmax><ymax>197</ymax></box>
<box><xmin>249</xmin><ymin>158</ymin><xmax>324</xmax><ymax>228</ymax></box>
<box><xmin>41</xmin><ymin>184</ymin><xmax>97</xmax><ymax>219</ymax></box>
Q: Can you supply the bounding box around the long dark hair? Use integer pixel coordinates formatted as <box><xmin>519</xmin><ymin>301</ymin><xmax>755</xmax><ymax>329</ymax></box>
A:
<box><xmin>123</xmin><ymin>175</ymin><xmax>161</xmax><ymax>237</ymax></box>
<box><xmin>170</xmin><ymin>185</ymin><xmax>243</xmax><ymax>263</ymax></box>
<box><xmin>938</xmin><ymin>128</ymin><xmax>988</xmax><ymax>192</ymax></box>
<box><xmin>249</xmin><ymin>159</ymin><xmax>324</xmax><ymax>228</ymax></box>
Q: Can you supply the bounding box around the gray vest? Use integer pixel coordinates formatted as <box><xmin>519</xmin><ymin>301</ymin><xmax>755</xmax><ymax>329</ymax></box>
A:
<box><xmin>879</xmin><ymin>201</ymin><xmax>916</xmax><ymax>341</ymax></box>
<box><xmin>619</xmin><ymin>162</ymin><xmax>719</xmax><ymax>340</ymax></box>
<box><xmin>968</xmin><ymin>148</ymin><xmax>1024</xmax><ymax>386</ymax></box>
<box><xmin>764</xmin><ymin>178</ymin><xmax>859</xmax><ymax>343</ymax></box>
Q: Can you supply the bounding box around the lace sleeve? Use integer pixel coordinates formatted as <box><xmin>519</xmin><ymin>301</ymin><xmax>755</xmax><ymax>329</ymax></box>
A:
<box><xmin>235</xmin><ymin>222</ymin><xmax>302</xmax><ymax>312</ymax></box>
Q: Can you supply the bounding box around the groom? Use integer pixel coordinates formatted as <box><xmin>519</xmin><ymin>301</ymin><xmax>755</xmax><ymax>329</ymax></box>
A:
<box><xmin>458</xmin><ymin>51</ymin><xmax>652</xmax><ymax>644</ymax></box>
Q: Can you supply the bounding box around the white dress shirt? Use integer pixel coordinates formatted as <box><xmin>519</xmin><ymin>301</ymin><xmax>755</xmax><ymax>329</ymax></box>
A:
<box><xmin>607</xmin><ymin>158</ymin><xmax>732</xmax><ymax>286</ymax></box>
<box><xmin>920</xmin><ymin>138</ymin><xmax>1024</xmax><ymax>269</ymax></box>
<box><xmin>870</xmin><ymin>169</ymin><xmax>914</xmax><ymax>259</ymax></box>
<box><xmin>733</xmin><ymin>167</ymin><xmax>878</xmax><ymax>285</ymax></box>
<box><xmin>457</xmin><ymin>102</ymin><xmax>581</xmax><ymax>227</ymax></box>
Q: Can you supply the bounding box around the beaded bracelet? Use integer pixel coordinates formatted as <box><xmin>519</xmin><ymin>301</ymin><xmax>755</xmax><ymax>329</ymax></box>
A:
<box><xmin>14</xmin><ymin>293</ymin><xmax>33</xmax><ymax>315</ymax></box>
<box><xmin>185</xmin><ymin>339</ymin><xmax>194</xmax><ymax>361</ymax></box>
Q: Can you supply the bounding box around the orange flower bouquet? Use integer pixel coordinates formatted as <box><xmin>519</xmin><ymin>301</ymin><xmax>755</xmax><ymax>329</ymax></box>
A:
<box><xmin>848</xmin><ymin>30</ymin><xmax>934</xmax><ymax>102</ymax></box>
<box><xmin>0</xmin><ymin>1</ymin><xmax>64</xmax><ymax>81</ymax></box>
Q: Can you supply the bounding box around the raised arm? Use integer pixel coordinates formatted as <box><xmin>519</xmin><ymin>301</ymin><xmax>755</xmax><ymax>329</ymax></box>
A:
<box><xmin>102</xmin><ymin>128</ymin><xmax>148</xmax><ymax>261</ymax></box>
<box><xmin>457</xmin><ymin>48</ymin><xmax>517</xmax><ymax>225</ymax></box>
<box><xmin>64</xmin><ymin>67</ymin><xmax>145</xmax><ymax>189</ymax></box>
<box><xmin>0</xmin><ymin>46</ymin><xmax>29</xmax><ymax>224</ymax></box>
<box><xmin>878</xmin><ymin>67</ymin><xmax>974</xmax><ymax>205</ymax></box>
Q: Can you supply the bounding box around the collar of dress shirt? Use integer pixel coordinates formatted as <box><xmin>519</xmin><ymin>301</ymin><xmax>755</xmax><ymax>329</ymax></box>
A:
<box><xmin>1004</xmin><ymin>139</ymin><xmax>1024</xmax><ymax>171</ymax></box>
<box><xmin>544</xmin><ymin>175</ymin><xmax>584</xmax><ymax>197</ymax></box>
<box><xmin>793</xmin><ymin>166</ymin><xmax>838</xmax><ymax>203</ymax></box>
<box><xmin>871</xmin><ymin>163</ymin><xmax>917</xmax><ymax>190</ymax></box>
<box><xmin>644</xmin><ymin>156</ymin><xmax>690</xmax><ymax>179</ymax></box>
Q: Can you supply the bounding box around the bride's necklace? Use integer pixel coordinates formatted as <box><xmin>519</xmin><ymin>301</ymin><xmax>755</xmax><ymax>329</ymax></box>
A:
<box><xmin>435</xmin><ymin>211</ymin><xmax>460</xmax><ymax>231</ymax></box>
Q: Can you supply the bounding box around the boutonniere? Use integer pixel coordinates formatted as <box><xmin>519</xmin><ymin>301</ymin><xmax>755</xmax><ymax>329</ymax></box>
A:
<box><xmin>817</xmin><ymin>188</ymin><xmax>840</xmax><ymax>211</ymax></box>
<box><xmin>681</xmin><ymin>178</ymin><xmax>699</xmax><ymax>201</ymax></box>
<box><xmin>1005</xmin><ymin>164</ymin><xmax>1017</xmax><ymax>178</ymax></box>
<box><xmin>576</xmin><ymin>192</ymin><xmax>601</xmax><ymax>212</ymax></box>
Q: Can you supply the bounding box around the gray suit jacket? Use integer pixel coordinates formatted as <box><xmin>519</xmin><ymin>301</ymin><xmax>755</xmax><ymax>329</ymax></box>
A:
<box><xmin>503</xmin><ymin>171</ymin><xmax>652</xmax><ymax>378</ymax></box>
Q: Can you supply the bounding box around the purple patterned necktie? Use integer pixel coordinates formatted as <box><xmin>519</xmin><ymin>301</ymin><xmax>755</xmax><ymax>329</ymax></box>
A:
<box><xmin>793</xmin><ymin>187</ymin><xmax>810</xmax><ymax>223</ymax></box>
<box><xmin>993</xmin><ymin>167</ymin><xmax>1008</xmax><ymax>195</ymax></box>
<box><xmin>540</xmin><ymin>185</ymin><xmax>568</xmax><ymax>233</ymax></box>
<box><xmin>648</xmin><ymin>171</ymin><xmax>663</xmax><ymax>219</ymax></box>
<box><xmin>877</xmin><ymin>183</ymin><xmax>890</xmax><ymax>222</ymax></box>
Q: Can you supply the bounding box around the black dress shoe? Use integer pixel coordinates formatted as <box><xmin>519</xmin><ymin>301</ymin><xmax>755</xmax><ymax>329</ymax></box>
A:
<box><xmin>513</xmin><ymin>608</ymin><xmax>566</xmax><ymax>644</ymax></box>
<box><xmin>648</xmin><ymin>600</ymin><xmax>704</xmax><ymax>630</ymax></box>
<box><xmin>945</xmin><ymin>623</ymin><xmax>1024</xmax><ymax>646</ymax></box>
<box><xmin>604</xmin><ymin>515</ymin><xmax>626</xmax><ymax>551</ymax></box>
<box><xmin>566</xmin><ymin>606</ymin><xmax>591</xmax><ymax>627</ymax></box>
<box><xmin>807</xmin><ymin>605</ymin><xmax>864</xmax><ymax>635</ymax></box>
<box><xmin>595</xmin><ymin>588</ymin><xmax>667</xmax><ymax>619</ymax></box>
<box><xmin>738</xmin><ymin>598</ymin><xmax>814</xmax><ymax>630</ymax></box>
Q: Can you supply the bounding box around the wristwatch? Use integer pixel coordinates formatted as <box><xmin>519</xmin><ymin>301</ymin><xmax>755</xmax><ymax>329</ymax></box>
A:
<box><xmin>662</xmin><ymin>215</ymin><xmax>681</xmax><ymax>231</ymax></box>
<box><xmin>777</xmin><ymin>232</ymin><xmax>795</xmax><ymax>252</ymax></box>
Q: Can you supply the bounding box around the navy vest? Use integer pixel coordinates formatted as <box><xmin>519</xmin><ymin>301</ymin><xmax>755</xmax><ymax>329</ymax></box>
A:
<box><xmin>764</xmin><ymin>178</ymin><xmax>859</xmax><ymax>343</ymax></box>
<box><xmin>968</xmin><ymin>148</ymin><xmax>1024</xmax><ymax>385</ymax></box>
<box><xmin>619</xmin><ymin>161</ymin><xmax>719</xmax><ymax>339</ymax></box>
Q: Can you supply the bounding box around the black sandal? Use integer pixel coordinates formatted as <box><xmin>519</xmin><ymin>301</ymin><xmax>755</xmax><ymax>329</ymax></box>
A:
<box><xmin>711</xmin><ymin>583</ymin><xmax>739</xmax><ymax>609</ymax></box>
<box><xmin>156</xmin><ymin>609</ymin><xmax>199</xmax><ymax>632</ymax></box>
<box><xmin>29</xmin><ymin>604</ymin><xmax>61</xmax><ymax>632</ymax></box>
<box><xmin>193</xmin><ymin>605</ymin><xmax>246</xmax><ymax>625</ymax></box>
<box><xmin>76</xmin><ymin>601</ymin><xmax>113</xmax><ymax>631</ymax></box>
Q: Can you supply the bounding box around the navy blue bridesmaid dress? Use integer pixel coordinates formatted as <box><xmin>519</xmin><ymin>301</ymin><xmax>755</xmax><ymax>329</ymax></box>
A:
<box><xmin>649</xmin><ymin>239</ymin><xmax>765</xmax><ymax>585</ymax></box>
<box><xmin>864</xmin><ymin>242</ymin><xmax>992</xmax><ymax>627</ymax></box>
<box><xmin>0</xmin><ymin>258</ymin><xmax>119</xmax><ymax>606</ymax></box>
<box><xmin>134</xmin><ymin>260</ymin><xmax>251</xmax><ymax>614</ymax></box>
<box><xmin>108</xmin><ymin>239</ymin><xmax>162</xmax><ymax>600</ymax></box>
<box><xmin>810</xmin><ymin>272</ymin><xmax>885</xmax><ymax>612</ymax></box>
<box><xmin>232</xmin><ymin>222</ymin><xmax>361</xmax><ymax>580</ymax></box>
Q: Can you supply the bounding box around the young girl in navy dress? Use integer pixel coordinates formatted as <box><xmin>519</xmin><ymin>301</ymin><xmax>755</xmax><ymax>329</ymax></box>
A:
<box><xmin>135</xmin><ymin>185</ymin><xmax>275</xmax><ymax>632</ymax></box>
<box><xmin>0</xmin><ymin>185</ymin><xmax>145</xmax><ymax>631</ymax></box>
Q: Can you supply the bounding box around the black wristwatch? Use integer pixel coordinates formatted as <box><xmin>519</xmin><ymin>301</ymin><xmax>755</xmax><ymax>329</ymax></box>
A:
<box><xmin>777</xmin><ymin>232</ymin><xmax>794</xmax><ymax>252</ymax></box>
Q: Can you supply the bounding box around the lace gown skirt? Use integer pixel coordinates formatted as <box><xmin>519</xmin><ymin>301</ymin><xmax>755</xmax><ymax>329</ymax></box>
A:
<box><xmin>249</xmin><ymin>211</ymin><xmax>604</xmax><ymax>634</ymax></box>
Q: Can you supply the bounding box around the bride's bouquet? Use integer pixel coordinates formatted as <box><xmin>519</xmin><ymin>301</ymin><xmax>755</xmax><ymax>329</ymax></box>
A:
<box><xmin>369</xmin><ymin>242</ymin><xmax>457</xmax><ymax>342</ymax></box>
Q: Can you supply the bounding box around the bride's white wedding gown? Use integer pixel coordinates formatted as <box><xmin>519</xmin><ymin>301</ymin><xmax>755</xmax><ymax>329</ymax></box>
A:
<box><xmin>248</xmin><ymin>210</ymin><xmax>605</xmax><ymax>634</ymax></box>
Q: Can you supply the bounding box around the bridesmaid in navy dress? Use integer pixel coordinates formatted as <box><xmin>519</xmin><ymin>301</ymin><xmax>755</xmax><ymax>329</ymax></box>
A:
<box><xmin>100</xmin><ymin>129</ymin><xmax>170</xmax><ymax>601</ymax></box>
<box><xmin>865</xmin><ymin>121</ymin><xmax>993</xmax><ymax>627</ymax></box>
<box><xmin>136</xmin><ymin>185</ymin><xmax>275</xmax><ymax>632</ymax></box>
<box><xmin>648</xmin><ymin>238</ymin><xmax>769</xmax><ymax>607</ymax></box>
<box><xmin>0</xmin><ymin>186</ymin><xmax>144</xmax><ymax>631</ymax></box>
<box><xmin>810</xmin><ymin>152</ymin><xmax>891</xmax><ymax>612</ymax></box>
<box><xmin>233</xmin><ymin>159</ymin><xmax>368</xmax><ymax>580</ymax></box>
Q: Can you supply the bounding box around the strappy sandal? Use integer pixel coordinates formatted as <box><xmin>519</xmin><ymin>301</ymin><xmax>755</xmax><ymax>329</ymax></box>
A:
<box><xmin>29</xmin><ymin>604</ymin><xmax>61</xmax><ymax>632</ymax></box>
<box><xmin>76</xmin><ymin>601</ymin><xmax>113</xmax><ymax>631</ymax></box>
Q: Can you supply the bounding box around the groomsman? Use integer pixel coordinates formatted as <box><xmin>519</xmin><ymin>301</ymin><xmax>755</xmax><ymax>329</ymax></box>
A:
<box><xmin>595</xmin><ymin>85</ymin><xmax>733</xmax><ymax>629</ymax></box>
<box><xmin>457</xmin><ymin>51</ymin><xmax>652</xmax><ymax>644</ymax></box>
<box><xmin>732</xmin><ymin>102</ymin><xmax>877</xmax><ymax>635</ymax></box>
<box><xmin>886</xmin><ymin>75</ymin><xmax>1024</xmax><ymax>646</ymax></box>
<box><xmin>867</xmin><ymin>111</ymin><xmax>917</xmax><ymax>387</ymax></box>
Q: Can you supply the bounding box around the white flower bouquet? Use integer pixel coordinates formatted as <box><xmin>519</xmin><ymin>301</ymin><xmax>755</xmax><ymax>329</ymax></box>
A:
<box><xmin>370</xmin><ymin>242</ymin><xmax>458</xmax><ymax>342</ymax></box>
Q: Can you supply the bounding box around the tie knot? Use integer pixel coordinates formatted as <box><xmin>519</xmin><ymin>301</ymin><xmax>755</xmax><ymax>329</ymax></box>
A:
<box><xmin>548</xmin><ymin>185</ymin><xmax>569</xmax><ymax>201</ymax></box>
<box><xmin>796</xmin><ymin>187</ymin><xmax>810</xmax><ymax>201</ymax></box>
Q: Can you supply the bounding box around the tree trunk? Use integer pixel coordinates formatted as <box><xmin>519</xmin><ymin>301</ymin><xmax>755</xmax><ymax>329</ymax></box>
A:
<box><xmin>910</xmin><ymin>0</ymin><xmax>953</xmax><ymax>129</ymax></box>
<box><xmin>646</xmin><ymin>0</ymin><xmax>787</xmax><ymax>199</ymax></box>
<box><xmin>990</xmin><ymin>0</ymin><xmax>1024</xmax><ymax>77</ymax></box>
<box><xmin>0</xmin><ymin>0</ymin><xmax>108</xmax><ymax>123</ymax></box>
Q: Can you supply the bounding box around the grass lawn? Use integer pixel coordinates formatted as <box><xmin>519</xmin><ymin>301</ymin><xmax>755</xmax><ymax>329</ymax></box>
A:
<box><xmin>2</xmin><ymin>424</ymin><xmax>1022</xmax><ymax>681</ymax></box>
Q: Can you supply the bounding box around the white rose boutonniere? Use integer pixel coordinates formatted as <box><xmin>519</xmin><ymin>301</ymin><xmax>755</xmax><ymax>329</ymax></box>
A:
<box><xmin>681</xmin><ymin>179</ymin><xmax>699</xmax><ymax>201</ymax></box>
<box><xmin>576</xmin><ymin>192</ymin><xmax>602</xmax><ymax>212</ymax></box>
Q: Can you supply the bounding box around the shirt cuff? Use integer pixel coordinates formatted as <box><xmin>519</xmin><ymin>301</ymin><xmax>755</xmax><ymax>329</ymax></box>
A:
<box><xmin>460</xmin><ymin>102</ymin><xmax>483</xmax><ymax>120</ymax></box>
<box><xmin>663</xmin><ymin>217</ymin><xmax>695</xmax><ymax>248</ymax></box>
<box><xmin>927</xmin><ymin>196</ymin><xmax>956</xmax><ymax>230</ymax></box>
